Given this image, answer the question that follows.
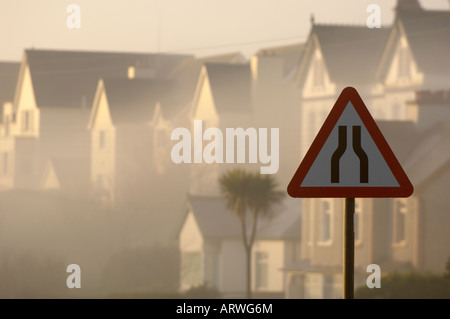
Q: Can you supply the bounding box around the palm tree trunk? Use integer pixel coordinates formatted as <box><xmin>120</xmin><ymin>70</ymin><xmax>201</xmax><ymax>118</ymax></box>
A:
<box><xmin>245</xmin><ymin>245</ymin><xmax>252</xmax><ymax>299</ymax></box>
<box><xmin>239</xmin><ymin>214</ymin><xmax>252</xmax><ymax>299</ymax></box>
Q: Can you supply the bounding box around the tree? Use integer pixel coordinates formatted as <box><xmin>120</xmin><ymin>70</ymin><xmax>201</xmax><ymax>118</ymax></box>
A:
<box><xmin>219</xmin><ymin>168</ymin><xmax>284</xmax><ymax>299</ymax></box>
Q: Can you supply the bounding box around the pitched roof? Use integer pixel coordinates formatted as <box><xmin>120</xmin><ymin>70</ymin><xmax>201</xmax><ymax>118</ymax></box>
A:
<box><xmin>312</xmin><ymin>24</ymin><xmax>391</xmax><ymax>84</ymax></box>
<box><xmin>179</xmin><ymin>195</ymin><xmax>301</xmax><ymax>240</ymax></box>
<box><xmin>376</xmin><ymin>120</ymin><xmax>417</xmax><ymax>163</ymax></box>
<box><xmin>101</xmin><ymin>78</ymin><xmax>181</xmax><ymax>125</ymax></box>
<box><xmin>42</xmin><ymin>157</ymin><xmax>90</xmax><ymax>193</ymax></box>
<box><xmin>0</xmin><ymin>62</ymin><xmax>20</xmax><ymax>106</ymax></box>
<box><xmin>376</xmin><ymin>6</ymin><xmax>450</xmax><ymax>81</ymax></box>
<box><xmin>204</xmin><ymin>63</ymin><xmax>252</xmax><ymax>114</ymax></box>
<box><xmin>404</xmin><ymin>120</ymin><xmax>450</xmax><ymax>189</ymax></box>
<box><xmin>169</xmin><ymin>52</ymin><xmax>246</xmax><ymax>108</ymax></box>
<box><xmin>398</xmin><ymin>9</ymin><xmax>450</xmax><ymax>76</ymax></box>
<box><xmin>256</xmin><ymin>42</ymin><xmax>305</xmax><ymax>77</ymax></box>
<box><xmin>24</xmin><ymin>49</ymin><xmax>192</xmax><ymax>109</ymax></box>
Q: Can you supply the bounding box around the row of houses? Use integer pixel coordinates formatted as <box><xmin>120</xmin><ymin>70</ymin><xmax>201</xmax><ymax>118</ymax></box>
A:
<box><xmin>0</xmin><ymin>0</ymin><xmax>449</xmax><ymax>298</ymax></box>
<box><xmin>175</xmin><ymin>0</ymin><xmax>450</xmax><ymax>298</ymax></box>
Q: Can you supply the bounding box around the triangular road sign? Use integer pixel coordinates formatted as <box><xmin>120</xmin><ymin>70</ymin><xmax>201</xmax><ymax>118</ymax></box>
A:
<box><xmin>288</xmin><ymin>87</ymin><xmax>413</xmax><ymax>198</ymax></box>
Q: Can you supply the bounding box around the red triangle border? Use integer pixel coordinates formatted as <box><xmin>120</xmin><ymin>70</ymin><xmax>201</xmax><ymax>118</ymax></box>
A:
<box><xmin>287</xmin><ymin>87</ymin><xmax>414</xmax><ymax>198</ymax></box>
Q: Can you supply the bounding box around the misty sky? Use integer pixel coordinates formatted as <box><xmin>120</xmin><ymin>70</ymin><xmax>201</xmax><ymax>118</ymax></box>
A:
<box><xmin>0</xmin><ymin>0</ymin><xmax>448</xmax><ymax>61</ymax></box>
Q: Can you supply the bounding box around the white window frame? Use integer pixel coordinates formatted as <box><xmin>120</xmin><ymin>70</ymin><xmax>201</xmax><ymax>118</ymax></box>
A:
<box><xmin>318</xmin><ymin>198</ymin><xmax>333</xmax><ymax>246</ymax></box>
<box><xmin>255</xmin><ymin>251</ymin><xmax>269</xmax><ymax>290</ymax></box>
<box><xmin>393</xmin><ymin>198</ymin><xmax>408</xmax><ymax>247</ymax></box>
<box><xmin>354</xmin><ymin>198</ymin><xmax>363</xmax><ymax>246</ymax></box>
<box><xmin>99</xmin><ymin>130</ymin><xmax>106</xmax><ymax>149</ymax></box>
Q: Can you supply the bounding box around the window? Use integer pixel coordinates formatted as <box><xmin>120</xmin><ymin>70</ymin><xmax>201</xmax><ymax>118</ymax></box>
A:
<box><xmin>313</xmin><ymin>58</ymin><xmax>325</xmax><ymax>87</ymax></box>
<box><xmin>398</xmin><ymin>46</ymin><xmax>410</xmax><ymax>78</ymax></box>
<box><xmin>22</xmin><ymin>110</ymin><xmax>31</xmax><ymax>132</ymax></box>
<box><xmin>3</xmin><ymin>153</ymin><xmax>8</xmax><ymax>175</ymax></box>
<box><xmin>255</xmin><ymin>251</ymin><xmax>269</xmax><ymax>289</ymax></box>
<box><xmin>393</xmin><ymin>199</ymin><xmax>407</xmax><ymax>244</ymax></box>
<box><xmin>354</xmin><ymin>199</ymin><xmax>363</xmax><ymax>244</ymax></box>
<box><xmin>181</xmin><ymin>252</ymin><xmax>202</xmax><ymax>288</ymax></box>
<box><xmin>319</xmin><ymin>199</ymin><xmax>333</xmax><ymax>243</ymax></box>
<box><xmin>99</xmin><ymin>130</ymin><xmax>106</xmax><ymax>149</ymax></box>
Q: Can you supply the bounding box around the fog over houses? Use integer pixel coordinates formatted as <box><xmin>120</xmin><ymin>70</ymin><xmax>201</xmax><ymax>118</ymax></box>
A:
<box><xmin>0</xmin><ymin>0</ymin><xmax>450</xmax><ymax>298</ymax></box>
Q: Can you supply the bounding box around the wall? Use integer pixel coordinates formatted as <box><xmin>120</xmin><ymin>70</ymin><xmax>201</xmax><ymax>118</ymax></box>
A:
<box><xmin>219</xmin><ymin>239</ymin><xmax>246</xmax><ymax>296</ymax></box>
<box><xmin>179</xmin><ymin>212</ymin><xmax>204</xmax><ymax>291</ymax></box>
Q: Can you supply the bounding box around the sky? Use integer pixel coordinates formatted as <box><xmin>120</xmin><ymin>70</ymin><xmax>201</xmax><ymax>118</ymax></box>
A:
<box><xmin>0</xmin><ymin>0</ymin><xmax>448</xmax><ymax>61</ymax></box>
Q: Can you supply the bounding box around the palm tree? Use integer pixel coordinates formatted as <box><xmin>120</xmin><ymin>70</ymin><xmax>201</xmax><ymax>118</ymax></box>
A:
<box><xmin>219</xmin><ymin>168</ymin><xmax>284</xmax><ymax>299</ymax></box>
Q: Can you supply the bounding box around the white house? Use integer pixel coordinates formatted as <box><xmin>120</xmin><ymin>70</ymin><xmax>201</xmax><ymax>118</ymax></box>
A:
<box><xmin>176</xmin><ymin>195</ymin><xmax>301</xmax><ymax>298</ymax></box>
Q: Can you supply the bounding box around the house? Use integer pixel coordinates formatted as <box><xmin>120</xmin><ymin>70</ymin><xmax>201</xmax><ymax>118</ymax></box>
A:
<box><xmin>175</xmin><ymin>195</ymin><xmax>301</xmax><ymax>298</ymax></box>
<box><xmin>188</xmin><ymin>63</ymin><xmax>254</xmax><ymax>195</ymax></box>
<box><xmin>401</xmin><ymin>89</ymin><xmax>450</xmax><ymax>272</ymax></box>
<box><xmin>283</xmin><ymin>0</ymin><xmax>450</xmax><ymax>298</ymax></box>
<box><xmin>87</xmin><ymin>77</ymin><xmax>189</xmax><ymax>205</ymax></box>
<box><xmin>294</xmin><ymin>21</ymin><xmax>391</xmax><ymax>157</ymax></box>
<box><xmin>188</xmin><ymin>55</ymin><xmax>304</xmax><ymax>195</ymax></box>
<box><xmin>2</xmin><ymin>49</ymin><xmax>191</xmax><ymax>190</ymax></box>
<box><xmin>0</xmin><ymin>61</ymin><xmax>21</xmax><ymax>190</ymax></box>
<box><xmin>375</xmin><ymin>0</ymin><xmax>450</xmax><ymax>121</ymax></box>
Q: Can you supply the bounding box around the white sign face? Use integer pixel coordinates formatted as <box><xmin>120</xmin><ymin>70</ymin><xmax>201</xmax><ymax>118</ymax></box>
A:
<box><xmin>301</xmin><ymin>102</ymin><xmax>399</xmax><ymax>187</ymax></box>
<box><xmin>288</xmin><ymin>87</ymin><xmax>413</xmax><ymax>198</ymax></box>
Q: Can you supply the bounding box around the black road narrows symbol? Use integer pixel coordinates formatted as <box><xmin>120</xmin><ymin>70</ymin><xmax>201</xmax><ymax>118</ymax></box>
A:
<box><xmin>331</xmin><ymin>126</ymin><xmax>347</xmax><ymax>183</ymax></box>
<box><xmin>352</xmin><ymin>126</ymin><xmax>368</xmax><ymax>183</ymax></box>
<box><xmin>330</xmin><ymin>125</ymin><xmax>369</xmax><ymax>184</ymax></box>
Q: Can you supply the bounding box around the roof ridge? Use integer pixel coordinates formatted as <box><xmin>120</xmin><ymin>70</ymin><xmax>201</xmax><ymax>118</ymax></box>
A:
<box><xmin>313</xmin><ymin>23</ymin><xmax>372</xmax><ymax>29</ymax></box>
<box><xmin>25</xmin><ymin>48</ymin><xmax>191</xmax><ymax>57</ymax></box>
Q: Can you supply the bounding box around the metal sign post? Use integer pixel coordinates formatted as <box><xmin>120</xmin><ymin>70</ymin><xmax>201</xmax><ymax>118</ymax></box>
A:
<box><xmin>343</xmin><ymin>197</ymin><xmax>355</xmax><ymax>299</ymax></box>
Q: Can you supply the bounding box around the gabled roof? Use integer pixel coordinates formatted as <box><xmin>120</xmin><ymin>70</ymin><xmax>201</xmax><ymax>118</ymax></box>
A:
<box><xmin>256</xmin><ymin>42</ymin><xmax>305</xmax><ymax>77</ymax></box>
<box><xmin>404</xmin><ymin>120</ymin><xmax>450</xmax><ymax>190</ymax></box>
<box><xmin>0</xmin><ymin>62</ymin><xmax>20</xmax><ymax>107</ymax></box>
<box><xmin>202</xmin><ymin>63</ymin><xmax>252</xmax><ymax>114</ymax></box>
<box><xmin>169</xmin><ymin>52</ymin><xmax>246</xmax><ymax>107</ymax></box>
<box><xmin>296</xmin><ymin>24</ymin><xmax>390</xmax><ymax>87</ymax></box>
<box><xmin>377</xmin><ymin>120</ymin><xmax>417</xmax><ymax>164</ymax></box>
<box><xmin>101</xmin><ymin>78</ymin><xmax>181</xmax><ymax>126</ymax></box>
<box><xmin>377</xmin><ymin>5</ymin><xmax>450</xmax><ymax>80</ymax></box>
<box><xmin>41</xmin><ymin>157</ymin><xmax>90</xmax><ymax>193</ymax></box>
<box><xmin>315</xmin><ymin>24</ymin><xmax>390</xmax><ymax>83</ymax></box>
<box><xmin>176</xmin><ymin>195</ymin><xmax>301</xmax><ymax>240</ymax></box>
<box><xmin>23</xmin><ymin>49</ymin><xmax>192</xmax><ymax>109</ymax></box>
<box><xmin>398</xmin><ymin>9</ymin><xmax>450</xmax><ymax>76</ymax></box>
